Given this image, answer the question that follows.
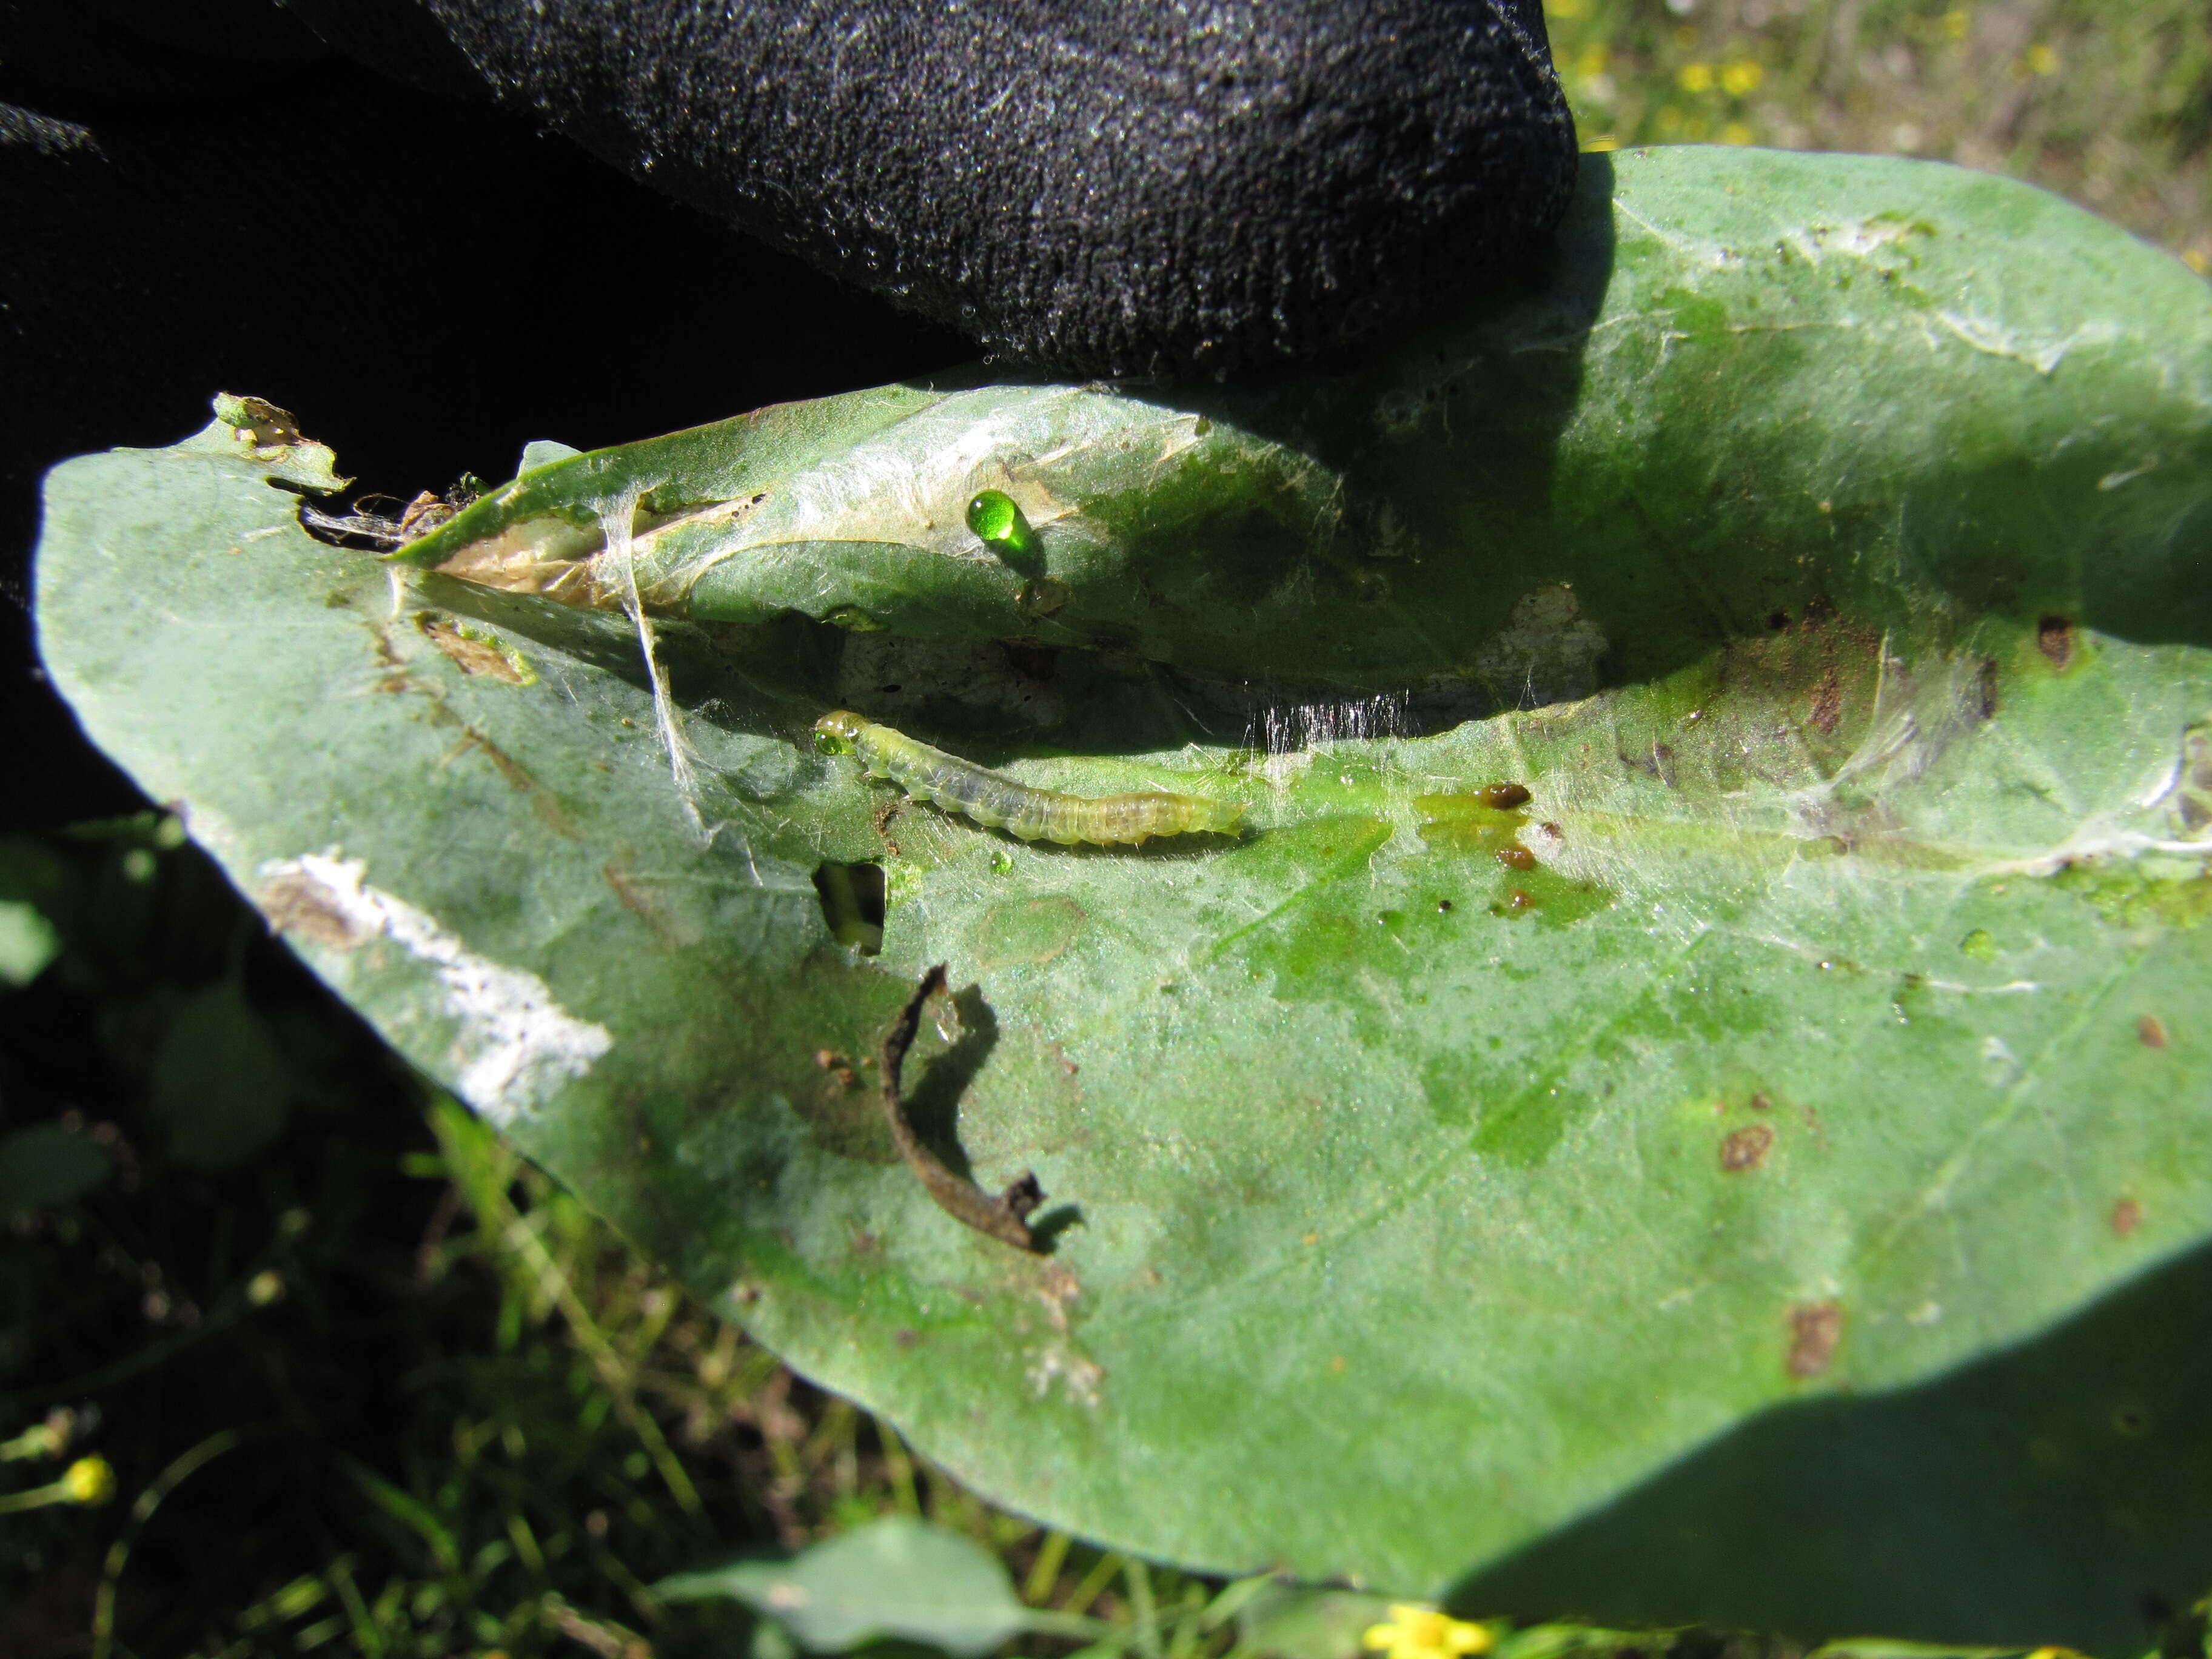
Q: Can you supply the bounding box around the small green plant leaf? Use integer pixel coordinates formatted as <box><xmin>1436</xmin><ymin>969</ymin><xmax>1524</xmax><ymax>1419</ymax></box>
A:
<box><xmin>33</xmin><ymin>147</ymin><xmax>2212</xmax><ymax>1647</ymax></box>
<box><xmin>149</xmin><ymin>981</ymin><xmax>290</xmax><ymax>1173</ymax></box>
<box><xmin>0</xmin><ymin>837</ymin><xmax>70</xmax><ymax>988</ymax></box>
<box><xmin>341</xmin><ymin>1456</ymin><xmax>463</xmax><ymax>1574</ymax></box>
<box><xmin>657</xmin><ymin>1517</ymin><xmax>1032</xmax><ymax>1657</ymax></box>
<box><xmin>0</xmin><ymin>902</ymin><xmax>60</xmax><ymax>988</ymax></box>
<box><xmin>0</xmin><ymin>1124</ymin><xmax>112</xmax><ymax>1214</ymax></box>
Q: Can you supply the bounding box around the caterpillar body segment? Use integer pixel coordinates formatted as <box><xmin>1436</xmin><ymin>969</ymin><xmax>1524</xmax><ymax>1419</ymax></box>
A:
<box><xmin>813</xmin><ymin>711</ymin><xmax>1244</xmax><ymax>846</ymax></box>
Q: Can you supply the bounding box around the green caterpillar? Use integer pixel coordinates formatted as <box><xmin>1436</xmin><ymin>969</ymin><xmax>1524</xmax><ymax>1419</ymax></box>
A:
<box><xmin>813</xmin><ymin>712</ymin><xmax>1244</xmax><ymax>846</ymax></box>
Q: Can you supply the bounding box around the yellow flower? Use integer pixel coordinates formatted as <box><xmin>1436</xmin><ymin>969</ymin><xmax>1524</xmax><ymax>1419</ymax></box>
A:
<box><xmin>1722</xmin><ymin>122</ymin><xmax>1755</xmax><ymax>146</ymax></box>
<box><xmin>1363</xmin><ymin>1605</ymin><xmax>1496</xmax><ymax>1659</ymax></box>
<box><xmin>1548</xmin><ymin>0</ymin><xmax>1584</xmax><ymax>14</ymax></box>
<box><xmin>2184</xmin><ymin>249</ymin><xmax>2209</xmax><ymax>275</ymax></box>
<box><xmin>1942</xmin><ymin>8</ymin><xmax>1971</xmax><ymax>39</ymax></box>
<box><xmin>1678</xmin><ymin>61</ymin><xmax>1715</xmax><ymax>93</ymax></box>
<box><xmin>1720</xmin><ymin>60</ymin><xmax>1764</xmax><ymax>96</ymax></box>
<box><xmin>1575</xmin><ymin>44</ymin><xmax>1610</xmax><ymax>77</ymax></box>
<box><xmin>2026</xmin><ymin>42</ymin><xmax>2059</xmax><ymax>75</ymax></box>
<box><xmin>1582</xmin><ymin>135</ymin><xmax>1621</xmax><ymax>153</ymax></box>
<box><xmin>61</xmin><ymin>1456</ymin><xmax>116</xmax><ymax>1506</ymax></box>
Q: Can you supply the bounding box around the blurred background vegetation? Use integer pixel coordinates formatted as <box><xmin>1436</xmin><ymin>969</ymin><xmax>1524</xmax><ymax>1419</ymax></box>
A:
<box><xmin>4</xmin><ymin>3</ymin><xmax>2210</xmax><ymax>1655</ymax></box>
<box><xmin>1547</xmin><ymin>0</ymin><xmax>2212</xmax><ymax>269</ymax></box>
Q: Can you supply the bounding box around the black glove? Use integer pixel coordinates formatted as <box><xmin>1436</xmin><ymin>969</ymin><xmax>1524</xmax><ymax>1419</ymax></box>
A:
<box><xmin>360</xmin><ymin>0</ymin><xmax>1580</xmax><ymax>376</ymax></box>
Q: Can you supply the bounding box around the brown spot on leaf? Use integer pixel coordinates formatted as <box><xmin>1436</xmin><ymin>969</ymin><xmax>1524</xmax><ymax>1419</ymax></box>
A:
<box><xmin>1808</xmin><ymin>665</ymin><xmax>1843</xmax><ymax>734</ymax></box>
<box><xmin>256</xmin><ymin>870</ymin><xmax>369</xmax><ymax>950</ymax></box>
<box><xmin>603</xmin><ymin>860</ymin><xmax>696</xmax><ymax>947</ymax></box>
<box><xmin>370</xmin><ymin>620</ymin><xmax>575</xmax><ymax>836</ymax></box>
<box><xmin>1786</xmin><ymin>1302</ymin><xmax>1842</xmax><ymax>1378</ymax></box>
<box><xmin>2037</xmin><ymin>614</ymin><xmax>2074</xmax><ymax>670</ymax></box>
<box><xmin>419</xmin><ymin>615</ymin><xmax>530</xmax><ymax>685</ymax></box>
<box><xmin>872</xmin><ymin>799</ymin><xmax>903</xmax><ymax>857</ymax></box>
<box><xmin>1750</xmin><ymin>1091</ymin><xmax>1772</xmax><ymax>1111</ymax></box>
<box><xmin>793</xmin><ymin>1047</ymin><xmax>899</xmax><ymax>1165</ymax></box>
<box><xmin>1720</xmin><ymin>1124</ymin><xmax>1774</xmax><ymax>1171</ymax></box>
<box><xmin>1478</xmin><ymin>782</ymin><xmax>1532</xmax><ymax>810</ymax></box>
<box><xmin>812</xmin><ymin>1048</ymin><xmax>864</xmax><ymax>1090</ymax></box>
<box><xmin>1620</xmin><ymin>743</ymin><xmax>1677</xmax><ymax>785</ymax></box>
<box><xmin>451</xmin><ymin>729</ymin><xmax>578</xmax><ymax>838</ymax></box>
<box><xmin>2138</xmin><ymin>1014</ymin><xmax>2170</xmax><ymax>1049</ymax></box>
<box><xmin>1495</xmin><ymin>843</ymin><xmax>1536</xmax><ymax>871</ymax></box>
<box><xmin>367</xmin><ymin>620</ymin><xmax>406</xmax><ymax>669</ymax></box>
<box><xmin>2111</xmin><ymin>1197</ymin><xmax>2143</xmax><ymax>1236</ymax></box>
<box><xmin>1974</xmin><ymin>656</ymin><xmax>2000</xmax><ymax>721</ymax></box>
<box><xmin>456</xmin><ymin>729</ymin><xmax>532</xmax><ymax>792</ymax></box>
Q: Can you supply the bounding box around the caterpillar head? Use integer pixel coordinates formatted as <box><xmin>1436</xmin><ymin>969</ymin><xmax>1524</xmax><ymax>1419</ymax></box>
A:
<box><xmin>813</xmin><ymin>710</ymin><xmax>868</xmax><ymax>756</ymax></box>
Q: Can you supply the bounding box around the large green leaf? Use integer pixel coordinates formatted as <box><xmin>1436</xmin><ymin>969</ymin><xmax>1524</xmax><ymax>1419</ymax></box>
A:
<box><xmin>33</xmin><ymin>149</ymin><xmax>2212</xmax><ymax>1648</ymax></box>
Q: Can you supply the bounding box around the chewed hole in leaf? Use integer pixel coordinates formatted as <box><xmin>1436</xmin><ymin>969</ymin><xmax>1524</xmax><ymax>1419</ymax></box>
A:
<box><xmin>813</xmin><ymin>860</ymin><xmax>886</xmax><ymax>954</ymax></box>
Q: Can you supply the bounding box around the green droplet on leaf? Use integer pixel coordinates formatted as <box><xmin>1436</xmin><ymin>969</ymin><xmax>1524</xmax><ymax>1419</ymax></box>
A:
<box><xmin>965</xmin><ymin>489</ymin><xmax>1037</xmax><ymax>564</ymax></box>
